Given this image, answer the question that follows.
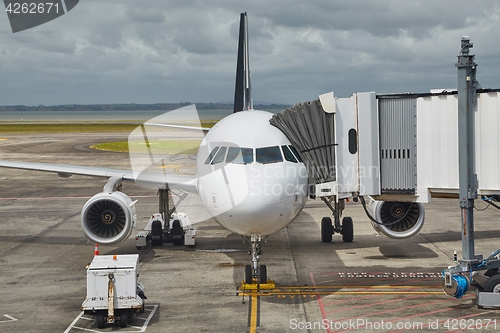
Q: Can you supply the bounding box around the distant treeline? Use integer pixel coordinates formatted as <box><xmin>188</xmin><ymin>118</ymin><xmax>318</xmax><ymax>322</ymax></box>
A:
<box><xmin>0</xmin><ymin>102</ymin><xmax>291</xmax><ymax>111</ymax></box>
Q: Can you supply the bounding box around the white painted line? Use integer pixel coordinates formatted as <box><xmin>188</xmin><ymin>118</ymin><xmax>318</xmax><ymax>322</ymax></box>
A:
<box><xmin>63</xmin><ymin>305</ymin><xmax>158</xmax><ymax>333</ymax></box>
<box><xmin>71</xmin><ymin>326</ymin><xmax>101</xmax><ymax>333</ymax></box>
<box><xmin>63</xmin><ymin>311</ymin><xmax>85</xmax><ymax>333</ymax></box>
<box><xmin>141</xmin><ymin>305</ymin><xmax>158</xmax><ymax>333</ymax></box>
<box><xmin>129</xmin><ymin>325</ymin><xmax>143</xmax><ymax>330</ymax></box>
<box><xmin>1</xmin><ymin>314</ymin><xmax>18</xmax><ymax>323</ymax></box>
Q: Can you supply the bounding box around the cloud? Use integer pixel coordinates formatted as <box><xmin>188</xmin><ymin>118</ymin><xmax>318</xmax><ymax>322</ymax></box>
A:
<box><xmin>0</xmin><ymin>0</ymin><xmax>498</xmax><ymax>105</ymax></box>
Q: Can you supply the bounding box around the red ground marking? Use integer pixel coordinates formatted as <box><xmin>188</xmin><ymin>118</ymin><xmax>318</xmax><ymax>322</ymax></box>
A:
<box><xmin>310</xmin><ymin>271</ymin><xmax>486</xmax><ymax>333</ymax></box>
<box><xmin>387</xmin><ymin>311</ymin><xmax>492</xmax><ymax>333</ymax></box>
<box><xmin>330</xmin><ymin>296</ymin><xmax>469</xmax><ymax>323</ymax></box>
<box><xmin>310</xmin><ymin>271</ymin><xmax>333</xmax><ymax>333</ymax></box>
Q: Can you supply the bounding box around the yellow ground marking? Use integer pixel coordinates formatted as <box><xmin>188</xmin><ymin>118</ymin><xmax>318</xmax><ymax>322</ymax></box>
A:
<box><xmin>249</xmin><ymin>290</ymin><xmax>258</xmax><ymax>333</ymax></box>
<box><xmin>257</xmin><ymin>285</ymin><xmax>442</xmax><ymax>289</ymax></box>
<box><xmin>156</xmin><ymin>164</ymin><xmax>183</xmax><ymax>174</ymax></box>
<box><xmin>159</xmin><ymin>164</ymin><xmax>180</xmax><ymax>169</ymax></box>
<box><xmin>239</xmin><ymin>283</ymin><xmax>443</xmax><ymax>331</ymax></box>
<box><xmin>241</xmin><ymin>279</ymin><xmax>277</xmax><ymax>290</ymax></box>
<box><xmin>0</xmin><ymin>138</ymin><xmax>8</xmax><ymax>141</ymax></box>
<box><xmin>237</xmin><ymin>285</ymin><xmax>443</xmax><ymax>297</ymax></box>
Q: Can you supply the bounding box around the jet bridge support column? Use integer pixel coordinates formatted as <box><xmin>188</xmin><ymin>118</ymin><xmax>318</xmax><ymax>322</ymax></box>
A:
<box><xmin>457</xmin><ymin>36</ymin><xmax>479</xmax><ymax>262</ymax></box>
<box><xmin>442</xmin><ymin>37</ymin><xmax>500</xmax><ymax>307</ymax></box>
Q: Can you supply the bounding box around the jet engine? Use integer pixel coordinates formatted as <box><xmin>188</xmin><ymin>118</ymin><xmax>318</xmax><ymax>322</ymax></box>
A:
<box><xmin>368</xmin><ymin>198</ymin><xmax>425</xmax><ymax>239</ymax></box>
<box><xmin>81</xmin><ymin>191</ymin><xmax>137</xmax><ymax>245</ymax></box>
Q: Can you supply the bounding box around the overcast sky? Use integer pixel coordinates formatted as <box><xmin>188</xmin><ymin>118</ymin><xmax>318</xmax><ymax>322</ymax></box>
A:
<box><xmin>0</xmin><ymin>0</ymin><xmax>499</xmax><ymax>106</ymax></box>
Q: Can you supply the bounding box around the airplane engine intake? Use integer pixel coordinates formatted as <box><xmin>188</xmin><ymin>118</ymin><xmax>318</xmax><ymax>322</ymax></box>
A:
<box><xmin>370</xmin><ymin>201</ymin><xmax>425</xmax><ymax>239</ymax></box>
<box><xmin>81</xmin><ymin>191</ymin><xmax>137</xmax><ymax>245</ymax></box>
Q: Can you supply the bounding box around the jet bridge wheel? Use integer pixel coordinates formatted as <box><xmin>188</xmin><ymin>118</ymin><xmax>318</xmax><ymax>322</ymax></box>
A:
<box><xmin>321</xmin><ymin>217</ymin><xmax>333</xmax><ymax>243</ymax></box>
<box><xmin>341</xmin><ymin>217</ymin><xmax>354</xmax><ymax>243</ymax></box>
<box><xmin>485</xmin><ymin>274</ymin><xmax>500</xmax><ymax>293</ymax></box>
<box><xmin>485</xmin><ymin>269</ymin><xmax>499</xmax><ymax>277</ymax></box>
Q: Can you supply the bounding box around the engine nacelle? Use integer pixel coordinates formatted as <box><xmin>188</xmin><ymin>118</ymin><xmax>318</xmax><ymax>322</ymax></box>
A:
<box><xmin>81</xmin><ymin>191</ymin><xmax>137</xmax><ymax>245</ymax></box>
<box><xmin>368</xmin><ymin>199</ymin><xmax>425</xmax><ymax>239</ymax></box>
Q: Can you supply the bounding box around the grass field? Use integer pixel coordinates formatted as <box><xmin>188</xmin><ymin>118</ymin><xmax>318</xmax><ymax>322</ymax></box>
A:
<box><xmin>0</xmin><ymin>121</ymin><xmax>216</xmax><ymax>153</ymax></box>
<box><xmin>0</xmin><ymin>123</ymin><xmax>139</xmax><ymax>133</ymax></box>
<box><xmin>0</xmin><ymin>120</ymin><xmax>217</xmax><ymax>134</ymax></box>
<box><xmin>91</xmin><ymin>139</ymin><xmax>201</xmax><ymax>154</ymax></box>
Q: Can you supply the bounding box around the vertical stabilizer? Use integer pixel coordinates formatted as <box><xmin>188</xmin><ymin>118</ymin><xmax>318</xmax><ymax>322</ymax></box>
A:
<box><xmin>233</xmin><ymin>12</ymin><xmax>253</xmax><ymax>112</ymax></box>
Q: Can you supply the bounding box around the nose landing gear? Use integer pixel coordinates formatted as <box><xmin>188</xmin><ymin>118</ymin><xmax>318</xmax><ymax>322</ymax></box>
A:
<box><xmin>242</xmin><ymin>235</ymin><xmax>275</xmax><ymax>289</ymax></box>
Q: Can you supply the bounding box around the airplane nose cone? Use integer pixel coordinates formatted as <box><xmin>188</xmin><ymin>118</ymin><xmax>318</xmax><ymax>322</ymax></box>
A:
<box><xmin>217</xmin><ymin>194</ymin><xmax>287</xmax><ymax>236</ymax></box>
<box><xmin>198</xmin><ymin>163</ymin><xmax>306</xmax><ymax>236</ymax></box>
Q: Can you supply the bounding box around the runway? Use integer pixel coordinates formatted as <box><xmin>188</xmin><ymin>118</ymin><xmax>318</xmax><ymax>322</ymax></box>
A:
<box><xmin>1</xmin><ymin>132</ymin><xmax>500</xmax><ymax>332</ymax></box>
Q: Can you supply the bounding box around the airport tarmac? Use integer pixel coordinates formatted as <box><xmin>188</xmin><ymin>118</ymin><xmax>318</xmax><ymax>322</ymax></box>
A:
<box><xmin>1</xmin><ymin>132</ymin><xmax>500</xmax><ymax>332</ymax></box>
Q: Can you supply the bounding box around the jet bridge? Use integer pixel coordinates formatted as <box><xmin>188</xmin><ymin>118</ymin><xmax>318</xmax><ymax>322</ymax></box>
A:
<box><xmin>270</xmin><ymin>56</ymin><xmax>500</xmax><ymax>244</ymax></box>
<box><xmin>271</xmin><ymin>36</ymin><xmax>500</xmax><ymax>308</ymax></box>
<box><xmin>272</xmin><ymin>89</ymin><xmax>500</xmax><ymax>201</ymax></box>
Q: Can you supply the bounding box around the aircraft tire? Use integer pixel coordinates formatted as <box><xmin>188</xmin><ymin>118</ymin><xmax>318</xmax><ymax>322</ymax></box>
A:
<box><xmin>321</xmin><ymin>217</ymin><xmax>333</xmax><ymax>243</ymax></box>
<box><xmin>342</xmin><ymin>217</ymin><xmax>354</xmax><ymax>243</ymax></box>
<box><xmin>151</xmin><ymin>220</ymin><xmax>163</xmax><ymax>246</ymax></box>
<box><xmin>172</xmin><ymin>219</ymin><xmax>184</xmax><ymax>245</ymax></box>
<box><xmin>245</xmin><ymin>264</ymin><xmax>252</xmax><ymax>284</ymax></box>
<box><xmin>259</xmin><ymin>265</ymin><xmax>267</xmax><ymax>284</ymax></box>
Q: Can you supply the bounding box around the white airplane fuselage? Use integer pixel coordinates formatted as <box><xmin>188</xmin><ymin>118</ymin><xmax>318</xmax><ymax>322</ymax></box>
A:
<box><xmin>196</xmin><ymin>110</ymin><xmax>308</xmax><ymax>237</ymax></box>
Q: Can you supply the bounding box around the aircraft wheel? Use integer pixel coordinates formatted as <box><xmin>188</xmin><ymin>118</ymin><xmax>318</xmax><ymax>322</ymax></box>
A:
<box><xmin>151</xmin><ymin>220</ymin><xmax>163</xmax><ymax>246</ymax></box>
<box><xmin>485</xmin><ymin>274</ymin><xmax>500</xmax><ymax>293</ymax></box>
<box><xmin>259</xmin><ymin>265</ymin><xmax>267</xmax><ymax>284</ymax></box>
<box><xmin>96</xmin><ymin>313</ymin><xmax>105</xmax><ymax>329</ymax></box>
<box><xmin>172</xmin><ymin>219</ymin><xmax>184</xmax><ymax>245</ymax></box>
<box><xmin>342</xmin><ymin>217</ymin><xmax>354</xmax><ymax>243</ymax></box>
<box><xmin>245</xmin><ymin>264</ymin><xmax>253</xmax><ymax>284</ymax></box>
<box><xmin>321</xmin><ymin>217</ymin><xmax>333</xmax><ymax>243</ymax></box>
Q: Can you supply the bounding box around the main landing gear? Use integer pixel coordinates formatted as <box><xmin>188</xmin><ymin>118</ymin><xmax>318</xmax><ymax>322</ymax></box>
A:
<box><xmin>242</xmin><ymin>235</ymin><xmax>275</xmax><ymax>289</ymax></box>
<box><xmin>320</xmin><ymin>197</ymin><xmax>354</xmax><ymax>243</ymax></box>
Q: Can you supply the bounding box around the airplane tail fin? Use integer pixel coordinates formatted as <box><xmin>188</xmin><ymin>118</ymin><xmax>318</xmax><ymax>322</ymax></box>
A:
<box><xmin>233</xmin><ymin>12</ymin><xmax>253</xmax><ymax>112</ymax></box>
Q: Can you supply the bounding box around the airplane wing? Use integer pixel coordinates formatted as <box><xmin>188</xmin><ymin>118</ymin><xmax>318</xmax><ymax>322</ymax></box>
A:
<box><xmin>0</xmin><ymin>160</ymin><xmax>198</xmax><ymax>193</ymax></box>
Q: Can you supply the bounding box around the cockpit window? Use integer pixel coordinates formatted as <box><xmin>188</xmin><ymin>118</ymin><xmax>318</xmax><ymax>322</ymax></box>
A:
<box><xmin>226</xmin><ymin>147</ymin><xmax>253</xmax><ymax>164</ymax></box>
<box><xmin>211</xmin><ymin>146</ymin><xmax>227</xmax><ymax>164</ymax></box>
<box><xmin>205</xmin><ymin>146</ymin><xmax>220</xmax><ymax>164</ymax></box>
<box><xmin>256</xmin><ymin>146</ymin><xmax>283</xmax><ymax>164</ymax></box>
<box><xmin>288</xmin><ymin>145</ymin><xmax>303</xmax><ymax>162</ymax></box>
<box><xmin>281</xmin><ymin>145</ymin><xmax>298</xmax><ymax>163</ymax></box>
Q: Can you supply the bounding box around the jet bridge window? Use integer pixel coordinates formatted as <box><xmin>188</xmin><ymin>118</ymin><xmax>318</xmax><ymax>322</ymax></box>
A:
<box><xmin>281</xmin><ymin>145</ymin><xmax>298</xmax><ymax>163</ymax></box>
<box><xmin>256</xmin><ymin>146</ymin><xmax>283</xmax><ymax>164</ymax></box>
<box><xmin>211</xmin><ymin>147</ymin><xmax>227</xmax><ymax>164</ymax></box>
<box><xmin>226</xmin><ymin>147</ymin><xmax>254</xmax><ymax>164</ymax></box>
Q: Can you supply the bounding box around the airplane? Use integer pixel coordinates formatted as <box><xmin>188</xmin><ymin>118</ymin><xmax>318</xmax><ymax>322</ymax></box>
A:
<box><xmin>0</xmin><ymin>12</ymin><xmax>425</xmax><ymax>284</ymax></box>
